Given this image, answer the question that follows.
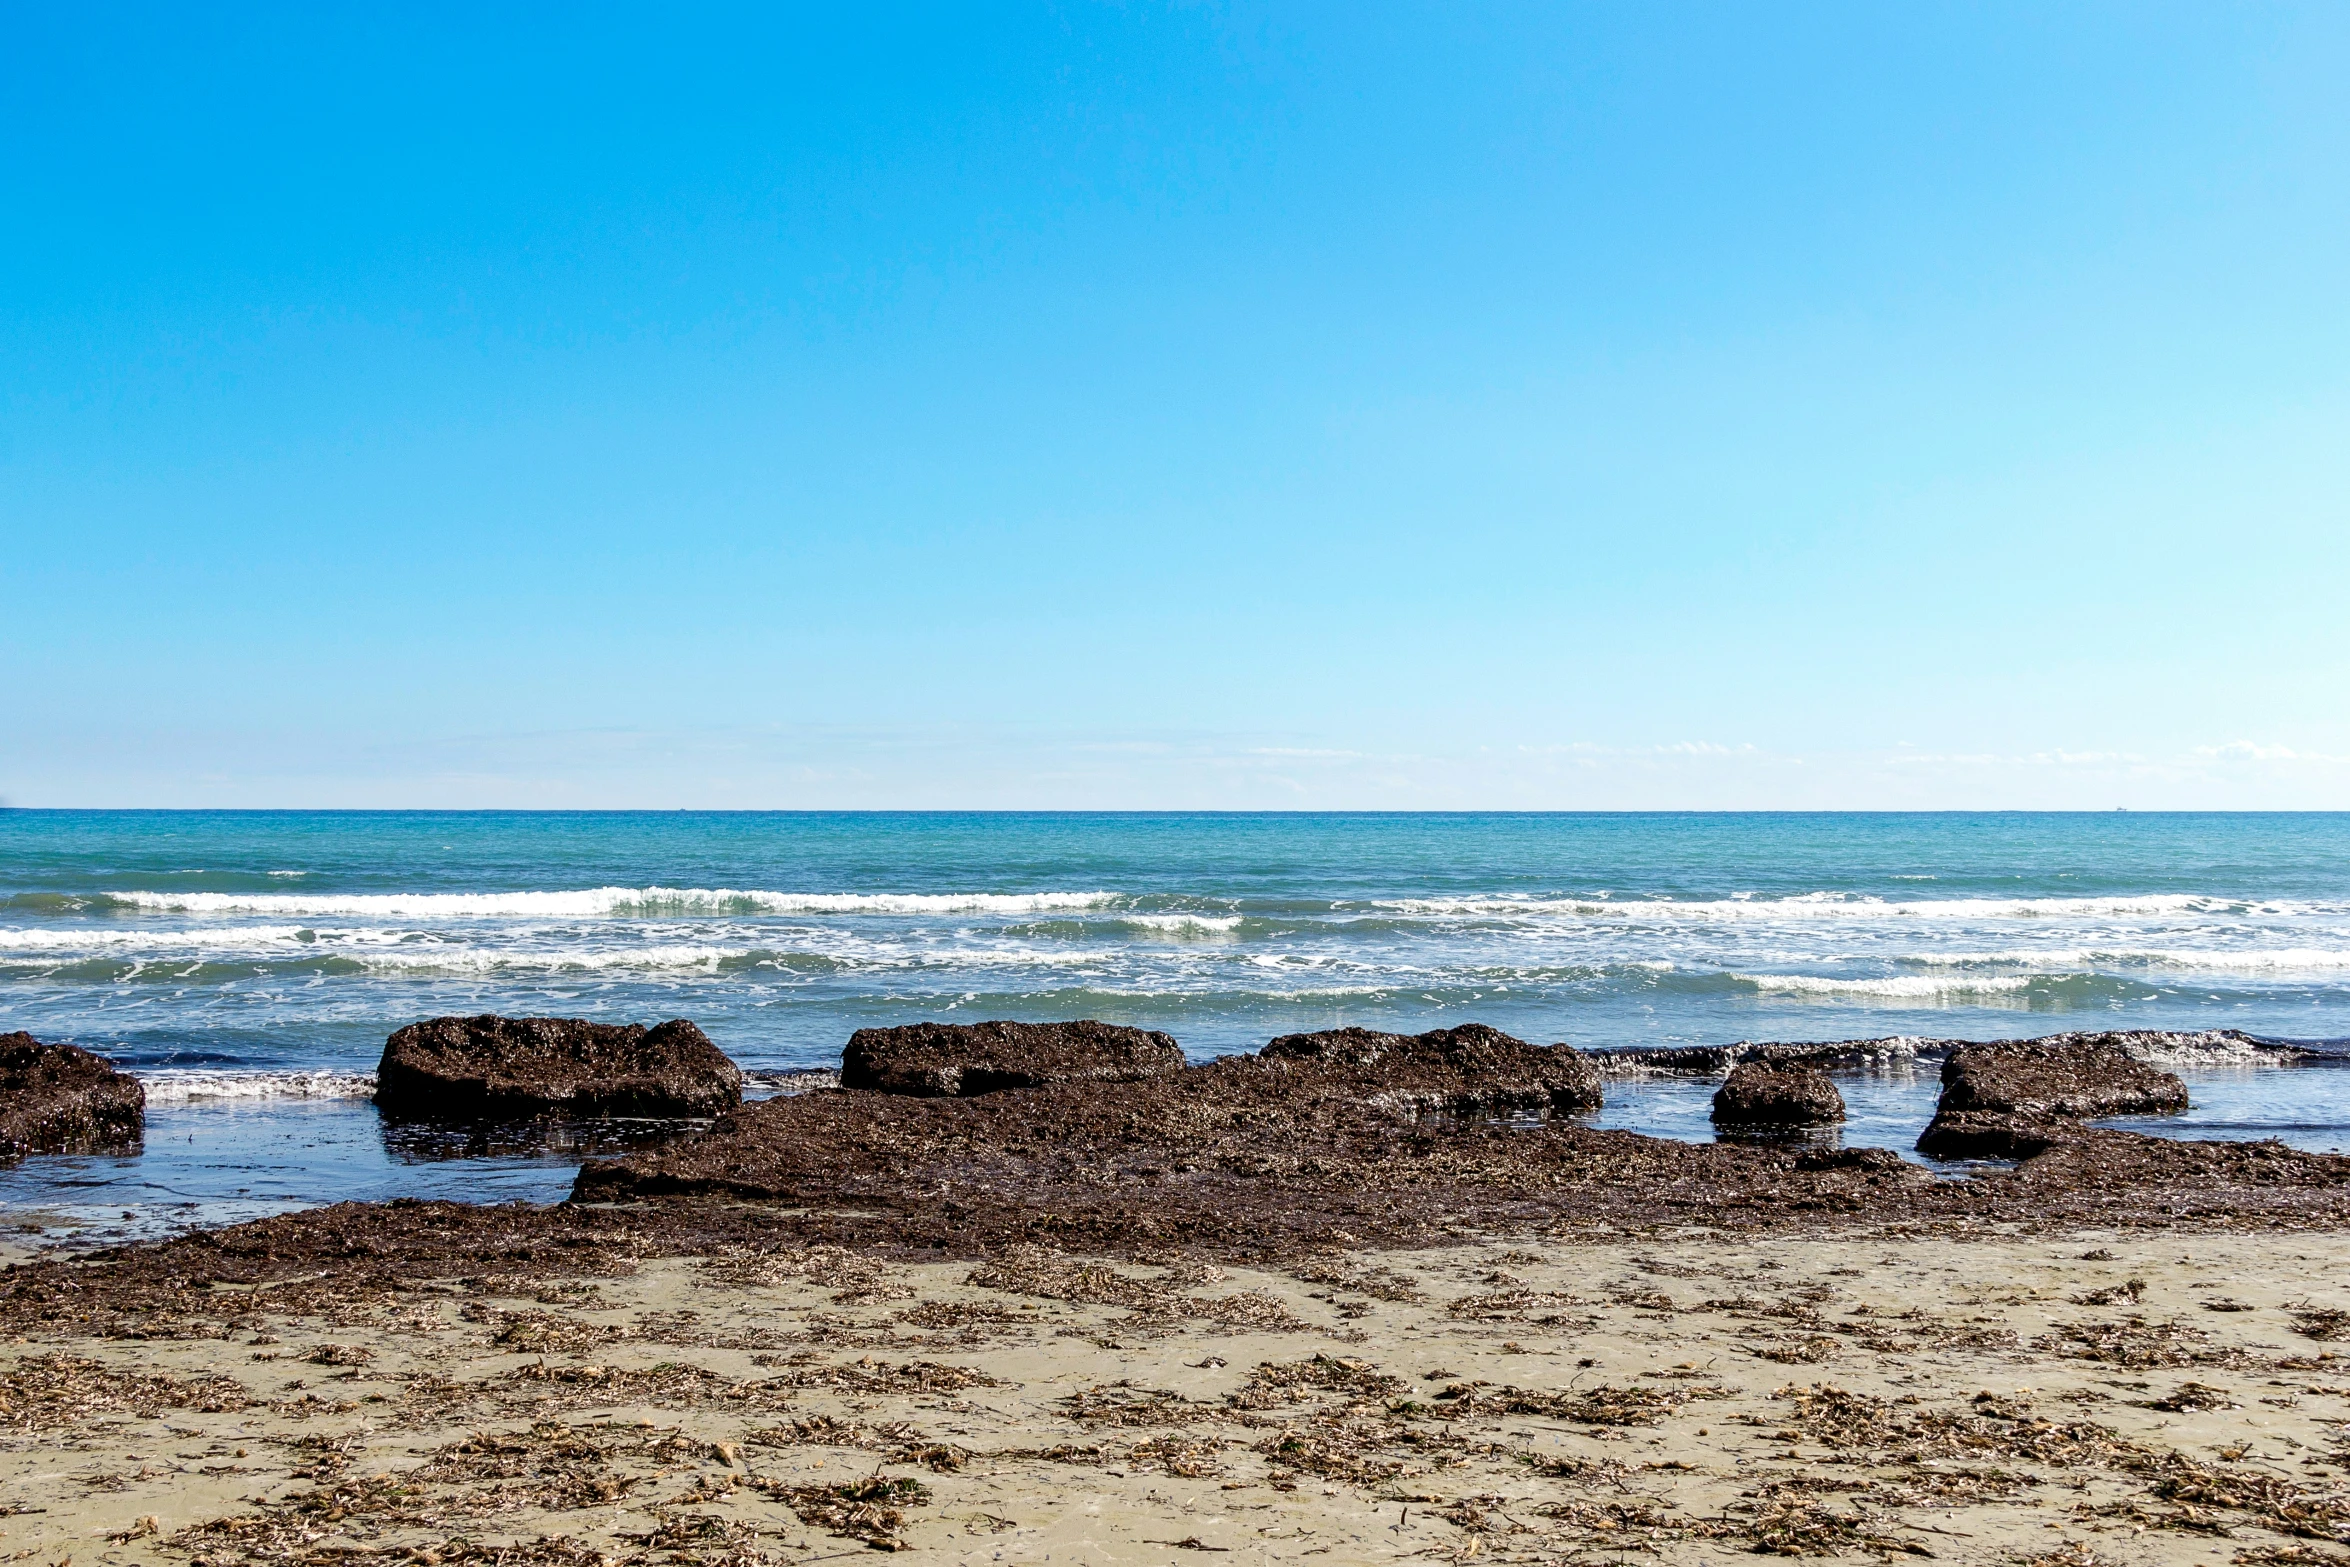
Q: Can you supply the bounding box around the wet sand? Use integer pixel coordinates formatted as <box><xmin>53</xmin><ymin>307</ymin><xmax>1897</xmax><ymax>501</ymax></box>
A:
<box><xmin>6</xmin><ymin>1225</ymin><xmax>2349</xmax><ymax>1565</ymax></box>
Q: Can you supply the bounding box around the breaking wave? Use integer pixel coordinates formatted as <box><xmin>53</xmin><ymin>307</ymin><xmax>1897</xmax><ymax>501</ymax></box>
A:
<box><xmin>91</xmin><ymin>888</ymin><xmax>1123</xmax><ymax>918</ymax></box>
<box><xmin>1735</xmin><ymin>973</ymin><xmax>2040</xmax><ymax>998</ymax></box>
<box><xmin>1373</xmin><ymin>892</ymin><xmax>2259</xmax><ymax>921</ymax></box>
<box><xmin>139</xmin><ymin>1070</ymin><xmax>377</xmax><ymax>1104</ymax></box>
<box><xmin>1113</xmin><ymin>913</ymin><xmax>1244</xmax><ymax>934</ymax></box>
<box><xmin>1901</xmin><ymin>947</ymin><xmax>2350</xmax><ymax>973</ymax></box>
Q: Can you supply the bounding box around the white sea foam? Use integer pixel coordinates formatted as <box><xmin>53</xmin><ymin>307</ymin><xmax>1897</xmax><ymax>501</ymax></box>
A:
<box><xmin>140</xmin><ymin>1070</ymin><xmax>377</xmax><ymax>1103</ymax></box>
<box><xmin>101</xmin><ymin>887</ymin><xmax>1121</xmax><ymax>918</ymax></box>
<box><xmin>1901</xmin><ymin>947</ymin><xmax>2350</xmax><ymax>974</ymax></box>
<box><xmin>338</xmin><ymin>939</ymin><xmax>1136</xmax><ymax>976</ymax></box>
<box><xmin>1736</xmin><ymin>973</ymin><xmax>2039</xmax><ymax>998</ymax></box>
<box><xmin>349</xmin><ymin>943</ymin><xmax>744</xmax><ymax>975</ymax></box>
<box><xmin>1374</xmin><ymin>892</ymin><xmax>2260</xmax><ymax>921</ymax></box>
<box><xmin>0</xmin><ymin>924</ymin><xmax>407</xmax><ymax>952</ymax></box>
<box><xmin>1115</xmin><ymin>914</ymin><xmax>1244</xmax><ymax>933</ymax></box>
<box><xmin>1</xmin><ymin>924</ymin><xmax>286</xmax><ymax>951</ymax></box>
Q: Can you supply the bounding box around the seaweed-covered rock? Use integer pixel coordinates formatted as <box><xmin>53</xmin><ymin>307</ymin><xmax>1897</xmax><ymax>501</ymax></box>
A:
<box><xmin>1913</xmin><ymin>1111</ymin><xmax>2076</xmax><ymax>1162</ymax></box>
<box><xmin>375</xmin><ymin>1015</ymin><xmax>741</xmax><ymax>1120</ymax></box>
<box><xmin>840</xmin><ymin>1019</ymin><xmax>1186</xmax><ymax>1098</ymax></box>
<box><xmin>1259</xmin><ymin>1023</ymin><xmax>1603</xmax><ymax>1116</ymax></box>
<box><xmin>1711</xmin><ymin>1061</ymin><xmax>1845</xmax><ymax>1128</ymax></box>
<box><xmin>0</xmin><ymin>1032</ymin><xmax>145</xmax><ymax>1164</ymax></box>
<box><xmin>1791</xmin><ymin>1145</ymin><xmax>1919</xmax><ymax>1177</ymax></box>
<box><xmin>1935</xmin><ymin>1038</ymin><xmax>2188</xmax><ymax>1120</ymax></box>
<box><xmin>1917</xmin><ymin>1038</ymin><xmax>2187</xmax><ymax>1159</ymax></box>
<box><xmin>1596</xmin><ymin>1028</ymin><xmax>2285</xmax><ymax>1078</ymax></box>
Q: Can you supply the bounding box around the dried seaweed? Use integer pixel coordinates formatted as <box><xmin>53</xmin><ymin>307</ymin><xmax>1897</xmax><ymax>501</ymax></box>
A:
<box><xmin>1227</xmin><ymin>1354</ymin><xmax>1404</xmax><ymax>1410</ymax></box>
<box><xmin>2139</xmin><ymin>1381</ymin><xmax>2242</xmax><ymax>1412</ymax></box>
<box><xmin>770</xmin><ymin>1475</ymin><xmax>930</xmax><ymax>1551</ymax></box>
<box><xmin>0</xmin><ymin>1352</ymin><xmax>251</xmax><ymax>1432</ymax></box>
<box><xmin>2035</xmin><ymin>1315</ymin><xmax>2251</xmax><ymax>1370</ymax></box>
<box><xmin>1428</xmin><ymin>1379</ymin><xmax>1726</xmax><ymax>1426</ymax></box>
<box><xmin>2118</xmin><ymin>1451</ymin><xmax>2350</xmax><ymax>1542</ymax></box>
<box><xmin>965</xmin><ymin>1246</ymin><xmax>1303</xmax><ymax>1332</ymax></box>
<box><xmin>2290</xmin><ymin>1305</ymin><xmax>2350</xmax><ymax>1343</ymax></box>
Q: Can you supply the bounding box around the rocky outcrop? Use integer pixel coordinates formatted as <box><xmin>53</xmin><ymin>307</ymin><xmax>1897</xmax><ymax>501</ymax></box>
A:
<box><xmin>1710</xmin><ymin>1061</ymin><xmax>1845</xmax><ymax>1128</ymax></box>
<box><xmin>375</xmin><ymin>1015</ymin><xmax>741</xmax><ymax>1120</ymax></box>
<box><xmin>1911</xmin><ymin>1111</ymin><xmax>2078</xmax><ymax>1161</ymax></box>
<box><xmin>1934</xmin><ymin>1037</ymin><xmax>2190</xmax><ymax>1119</ymax></box>
<box><xmin>1599</xmin><ymin>1038</ymin><xmax>1934</xmax><ymax>1076</ymax></box>
<box><xmin>0</xmin><ymin>1032</ymin><xmax>145</xmax><ymax>1164</ymax></box>
<box><xmin>1258</xmin><ymin>1023</ymin><xmax>1603</xmax><ymax>1117</ymax></box>
<box><xmin>1917</xmin><ymin>1037</ymin><xmax>2187</xmax><ymax>1159</ymax></box>
<box><xmin>1597</xmin><ymin>1028</ymin><xmax>2291</xmax><ymax>1077</ymax></box>
<box><xmin>840</xmin><ymin>1020</ymin><xmax>1185</xmax><ymax>1098</ymax></box>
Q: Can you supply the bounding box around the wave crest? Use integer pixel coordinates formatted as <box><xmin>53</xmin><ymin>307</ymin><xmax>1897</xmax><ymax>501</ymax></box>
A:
<box><xmin>1374</xmin><ymin>892</ymin><xmax>2253</xmax><ymax>921</ymax></box>
<box><xmin>1736</xmin><ymin>973</ymin><xmax>2039</xmax><ymax>998</ymax></box>
<box><xmin>139</xmin><ymin>1070</ymin><xmax>377</xmax><ymax>1104</ymax></box>
<box><xmin>94</xmin><ymin>887</ymin><xmax>1122</xmax><ymax>918</ymax></box>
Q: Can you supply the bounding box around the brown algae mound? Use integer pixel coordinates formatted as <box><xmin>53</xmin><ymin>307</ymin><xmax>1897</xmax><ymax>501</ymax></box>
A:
<box><xmin>569</xmin><ymin>1025</ymin><xmax>1985</xmax><ymax>1249</ymax></box>
<box><xmin>377</xmin><ymin>1015</ymin><xmax>742</xmax><ymax>1120</ymax></box>
<box><xmin>1918</xmin><ymin>1036</ymin><xmax>2190</xmax><ymax>1158</ymax></box>
<box><xmin>1256</xmin><ymin>1023</ymin><xmax>1603</xmax><ymax>1116</ymax></box>
<box><xmin>839</xmin><ymin>1019</ymin><xmax>1186</xmax><ymax>1097</ymax></box>
<box><xmin>0</xmin><ymin>1031</ymin><xmax>144</xmax><ymax>1164</ymax></box>
<box><xmin>1712</xmin><ymin>1060</ymin><xmax>1847</xmax><ymax>1129</ymax></box>
<box><xmin>573</xmin><ymin>1022</ymin><xmax>2350</xmax><ymax>1254</ymax></box>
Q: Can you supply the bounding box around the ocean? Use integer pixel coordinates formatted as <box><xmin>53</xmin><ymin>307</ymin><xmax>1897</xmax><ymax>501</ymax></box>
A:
<box><xmin>4</xmin><ymin>810</ymin><xmax>2347</xmax><ymax>1239</ymax></box>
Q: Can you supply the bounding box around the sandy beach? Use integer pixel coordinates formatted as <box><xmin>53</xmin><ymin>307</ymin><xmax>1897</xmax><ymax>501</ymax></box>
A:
<box><xmin>6</xmin><ymin>1222</ymin><xmax>2348</xmax><ymax>1566</ymax></box>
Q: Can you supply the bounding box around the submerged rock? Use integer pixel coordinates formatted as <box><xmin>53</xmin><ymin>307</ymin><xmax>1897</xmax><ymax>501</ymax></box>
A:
<box><xmin>0</xmin><ymin>1032</ymin><xmax>145</xmax><ymax>1164</ymax></box>
<box><xmin>1711</xmin><ymin>1061</ymin><xmax>1845</xmax><ymax>1128</ymax></box>
<box><xmin>840</xmin><ymin>1019</ymin><xmax>1186</xmax><ymax>1098</ymax></box>
<box><xmin>1258</xmin><ymin>1023</ymin><xmax>1603</xmax><ymax>1116</ymax></box>
<box><xmin>1917</xmin><ymin>1037</ymin><xmax>2187</xmax><ymax>1159</ymax></box>
<box><xmin>375</xmin><ymin>1015</ymin><xmax>742</xmax><ymax>1120</ymax></box>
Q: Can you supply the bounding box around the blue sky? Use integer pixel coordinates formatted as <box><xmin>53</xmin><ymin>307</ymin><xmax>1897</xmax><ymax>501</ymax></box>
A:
<box><xmin>5</xmin><ymin>3</ymin><xmax>2347</xmax><ymax>808</ymax></box>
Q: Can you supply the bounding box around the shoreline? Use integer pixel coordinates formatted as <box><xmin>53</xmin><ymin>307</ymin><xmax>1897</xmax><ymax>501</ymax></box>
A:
<box><xmin>8</xmin><ymin>1020</ymin><xmax>2350</xmax><ymax>1562</ymax></box>
<box><xmin>11</xmin><ymin>1041</ymin><xmax>2350</xmax><ymax>1250</ymax></box>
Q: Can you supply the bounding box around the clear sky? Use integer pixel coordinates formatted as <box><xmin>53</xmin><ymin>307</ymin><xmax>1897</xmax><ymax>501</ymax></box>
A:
<box><xmin>5</xmin><ymin>3</ymin><xmax>2347</xmax><ymax>809</ymax></box>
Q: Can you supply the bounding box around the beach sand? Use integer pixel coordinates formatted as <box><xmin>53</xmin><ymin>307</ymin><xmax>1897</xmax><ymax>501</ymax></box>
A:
<box><xmin>5</xmin><ymin>1225</ymin><xmax>2347</xmax><ymax>1566</ymax></box>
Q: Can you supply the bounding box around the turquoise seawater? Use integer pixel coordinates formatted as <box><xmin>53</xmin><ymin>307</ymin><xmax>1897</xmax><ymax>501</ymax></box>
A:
<box><xmin>3</xmin><ymin>810</ymin><xmax>2347</xmax><ymax>1237</ymax></box>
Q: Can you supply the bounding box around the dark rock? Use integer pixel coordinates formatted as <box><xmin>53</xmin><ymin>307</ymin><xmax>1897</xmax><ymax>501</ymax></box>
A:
<box><xmin>1600</xmin><ymin>1039</ymin><xmax>1929</xmax><ymax>1076</ymax></box>
<box><xmin>1914</xmin><ymin>1110</ymin><xmax>2076</xmax><ymax>1161</ymax></box>
<box><xmin>571</xmin><ymin>1019</ymin><xmax>2350</xmax><ymax>1240</ymax></box>
<box><xmin>570</xmin><ymin>1035</ymin><xmax>1625</xmax><ymax>1213</ymax></box>
<box><xmin>1597</xmin><ymin>1028</ymin><xmax>2285</xmax><ymax>1078</ymax></box>
<box><xmin>1791</xmin><ymin>1146</ymin><xmax>1918</xmax><ymax>1177</ymax></box>
<box><xmin>375</xmin><ymin>1015</ymin><xmax>741</xmax><ymax>1120</ymax></box>
<box><xmin>1916</xmin><ymin>1037</ymin><xmax>2187</xmax><ymax>1158</ymax></box>
<box><xmin>1935</xmin><ymin>1038</ymin><xmax>2188</xmax><ymax>1120</ymax></box>
<box><xmin>1711</xmin><ymin>1061</ymin><xmax>1845</xmax><ymax>1127</ymax></box>
<box><xmin>840</xmin><ymin>1019</ymin><xmax>1185</xmax><ymax>1098</ymax></box>
<box><xmin>1258</xmin><ymin>1023</ymin><xmax>1603</xmax><ymax>1117</ymax></box>
<box><xmin>0</xmin><ymin>1032</ymin><xmax>144</xmax><ymax>1164</ymax></box>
